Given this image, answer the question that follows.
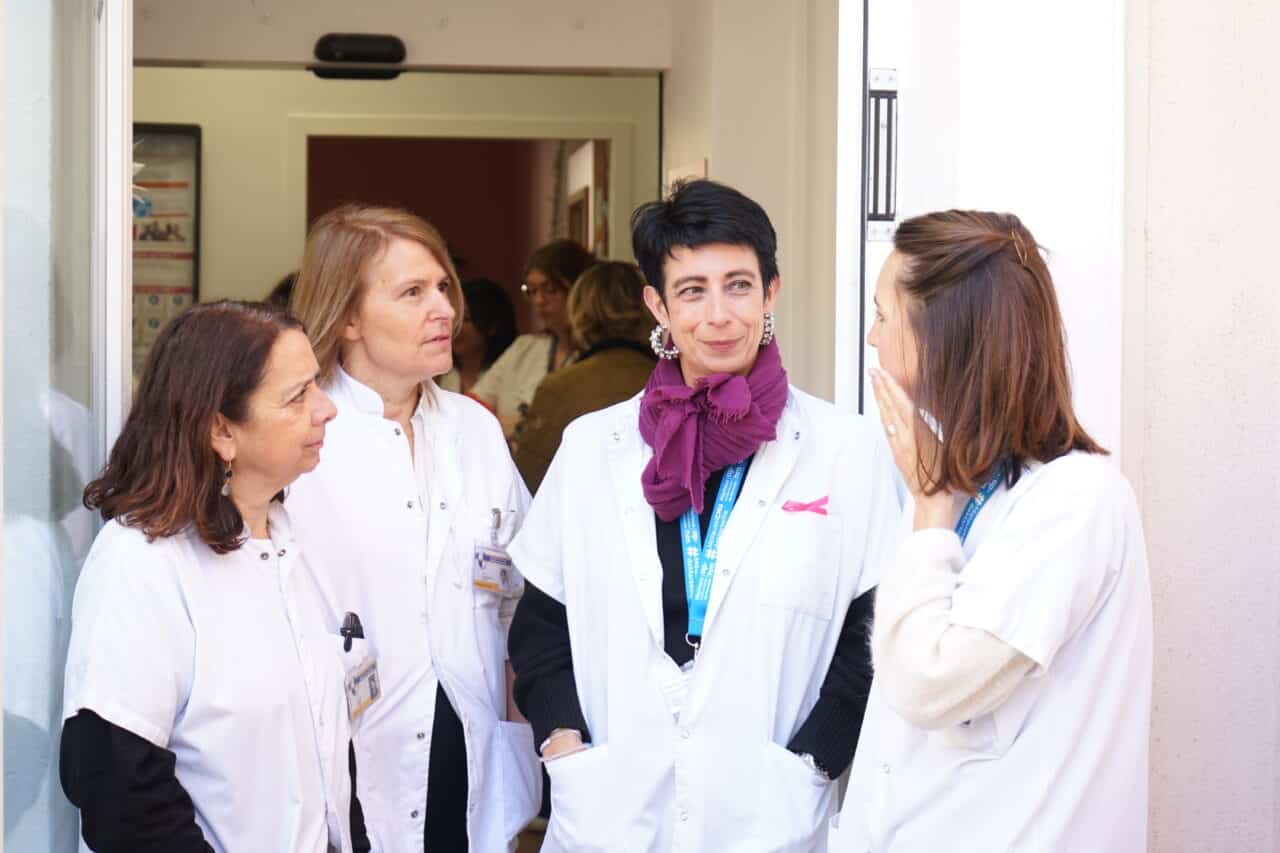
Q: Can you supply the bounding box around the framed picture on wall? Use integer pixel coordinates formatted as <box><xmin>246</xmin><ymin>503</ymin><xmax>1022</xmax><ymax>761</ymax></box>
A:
<box><xmin>567</xmin><ymin>186</ymin><xmax>590</xmax><ymax>249</ymax></box>
<box><xmin>131</xmin><ymin>123</ymin><xmax>201</xmax><ymax>379</ymax></box>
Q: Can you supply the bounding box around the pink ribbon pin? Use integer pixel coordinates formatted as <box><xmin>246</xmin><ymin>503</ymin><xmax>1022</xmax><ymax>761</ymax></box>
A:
<box><xmin>781</xmin><ymin>496</ymin><xmax>829</xmax><ymax>515</ymax></box>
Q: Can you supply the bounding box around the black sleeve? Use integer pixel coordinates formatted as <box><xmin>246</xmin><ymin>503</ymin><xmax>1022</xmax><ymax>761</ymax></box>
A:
<box><xmin>348</xmin><ymin>741</ymin><xmax>371</xmax><ymax>853</ymax></box>
<box><xmin>508</xmin><ymin>580</ymin><xmax>591</xmax><ymax>749</ymax></box>
<box><xmin>786</xmin><ymin>586</ymin><xmax>876</xmax><ymax>778</ymax></box>
<box><xmin>59</xmin><ymin>710</ymin><xmax>213</xmax><ymax>853</ymax></box>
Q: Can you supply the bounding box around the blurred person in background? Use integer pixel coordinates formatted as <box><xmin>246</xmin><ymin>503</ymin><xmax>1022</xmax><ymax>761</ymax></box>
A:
<box><xmin>437</xmin><ymin>277</ymin><xmax>518</xmax><ymax>396</ymax></box>
<box><xmin>471</xmin><ymin>240</ymin><xmax>596</xmax><ymax>437</ymax></box>
<box><xmin>514</xmin><ymin>261</ymin><xmax>655</xmax><ymax>492</ymax></box>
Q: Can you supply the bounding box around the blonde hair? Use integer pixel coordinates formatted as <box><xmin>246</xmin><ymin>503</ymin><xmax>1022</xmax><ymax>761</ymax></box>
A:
<box><xmin>291</xmin><ymin>204</ymin><xmax>463</xmax><ymax>382</ymax></box>
<box><xmin>568</xmin><ymin>261</ymin><xmax>651</xmax><ymax>349</ymax></box>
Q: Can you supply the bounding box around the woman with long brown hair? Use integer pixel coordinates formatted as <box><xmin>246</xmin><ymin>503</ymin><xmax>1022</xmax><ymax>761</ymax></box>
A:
<box><xmin>59</xmin><ymin>301</ymin><xmax>370</xmax><ymax>852</ymax></box>
<box><xmin>835</xmin><ymin>211</ymin><xmax>1152</xmax><ymax>851</ymax></box>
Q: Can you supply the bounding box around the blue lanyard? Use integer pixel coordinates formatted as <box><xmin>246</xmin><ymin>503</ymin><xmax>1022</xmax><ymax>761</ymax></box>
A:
<box><xmin>954</xmin><ymin>465</ymin><xmax>1005</xmax><ymax>544</ymax></box>
<box><xmin>679</xmin><ymin>461</ymin><xmax>748</xmax><ymax>644</ymax></box>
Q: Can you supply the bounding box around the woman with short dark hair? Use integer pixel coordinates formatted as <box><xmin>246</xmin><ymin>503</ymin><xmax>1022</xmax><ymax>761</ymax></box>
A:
<box><xmin>508</xmin><ymin>181</ymin><xmax>900</xmax><ymax>851</ymax></box>
<box><xmin>471</xmin><ymin>240</ymin><xmax>597</xmax><ymax>437</ymax></box>
<box><xmin>60</xmin><ymin>301</ymin><xmax>370</xmax><ymax>852</ymax></box>
<box><xmin>437</xmin><ymin>277</ymin><xmax>519</xmax><ymax>395</ymax></box>
<box><xmin>835</xmin><ymin>211</ymin><xmax>1152</xmax><ymax>851</ymax></box>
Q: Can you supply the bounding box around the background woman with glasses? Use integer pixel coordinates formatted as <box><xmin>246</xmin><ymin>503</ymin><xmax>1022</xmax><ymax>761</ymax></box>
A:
<box><xmin>470</xmin><ymin>240</ymin><xmax>596</xmax><ymax>438</ymax></box>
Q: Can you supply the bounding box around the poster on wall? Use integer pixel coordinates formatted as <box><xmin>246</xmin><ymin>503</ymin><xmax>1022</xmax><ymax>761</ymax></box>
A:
<box><xmin>132</xmin><ymin>123</ymin><xmax>200</xmax><ymax>379</ymax></box>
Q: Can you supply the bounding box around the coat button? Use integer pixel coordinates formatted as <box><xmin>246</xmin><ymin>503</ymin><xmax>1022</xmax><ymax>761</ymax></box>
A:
<box><xmin>259</xmin><ymin>552</ymin><xmax>269</xmax><ymax>561</ymax></box>
<box><xmin>439</xmin><ymin>501</ymin><xmax>448</xmax><ymax>510</ymax></box>
<box><xmin>757</xmin><ymin>499</ymin><xmax>766</xmax><ymax>508</ymax></box>
<box><xmin>407</xmin><ymin>500</ymin><xmax>414</xmax><ymax>509</ymax></box>
<box><xmin>679</xmin><ymin>809</ymin><xmax>689</xmax><ymax>822</ymax></box>
<box><xmin>417</xmin><ymin>731</ymin><xmax>426</xmax><ymax>740</ymax></box>
<box><xmin>277</xmin><ymin>548</ymin><xmax>286</xmax><ymax>557</ymax></box>
<box><xmin>394</xmin><ymin>427</ymin><xmax>402</xmax><ymax>436</ymax></box>
<box><xmin>410</xmin><ymin>809</ymin><xmax>419</xmax><ymax>819</ymax></box>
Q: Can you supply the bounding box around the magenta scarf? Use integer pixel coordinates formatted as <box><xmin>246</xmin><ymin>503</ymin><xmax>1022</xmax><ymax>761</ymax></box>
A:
<box><xmin>638</xmin><ymin>340</ymin><xmax>789</xmax><ymax>521</ymax></box>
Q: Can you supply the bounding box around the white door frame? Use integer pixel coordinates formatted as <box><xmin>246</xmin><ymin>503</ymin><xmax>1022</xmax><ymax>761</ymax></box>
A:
<box><xmin>833</xmin><ymin>0</ymin><xmax>868</xmax><ymax>413</ymax></box>
<box><xmin>93</xmin><ymin>0</ymin><xmax>134</xmax><ymax>447</ymax></box>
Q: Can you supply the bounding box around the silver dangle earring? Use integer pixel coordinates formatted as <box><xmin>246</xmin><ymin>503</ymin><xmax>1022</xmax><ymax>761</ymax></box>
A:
<box><xmin>649</xmin><ymin>324</ymin><xmax>680</xmax><ymax>360</ymax></box>
<box><xmin>759</xmin><ymin>312</ymin><xmax>776</xmax><ymax>347</ymax></box>
<box><xmin>220</xmin><ymin>465</ymin><xmax>232</xmax><ymax>498</ymax></box>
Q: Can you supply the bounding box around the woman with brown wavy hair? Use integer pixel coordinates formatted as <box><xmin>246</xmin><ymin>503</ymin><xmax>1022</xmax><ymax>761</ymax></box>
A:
<box><xmin>58</xmin><ymin>301</ymin><xmax>370</xmax><ymax>852</ymax></box>
<box><xmin>834</xmin><ymin>211</ymin><xmax>1153</xmax><ymax>852</ymax></box>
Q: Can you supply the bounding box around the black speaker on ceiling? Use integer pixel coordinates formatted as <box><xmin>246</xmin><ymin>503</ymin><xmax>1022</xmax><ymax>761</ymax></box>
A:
<box><xmin>312</xmin><ymin>34</ymin><xmax>406</xmax><ymax>79</ymax></box>
<box><xmin>314</xmin><ymin>33</ymin><xmax>405</xmax><ymax>64</ymax></box>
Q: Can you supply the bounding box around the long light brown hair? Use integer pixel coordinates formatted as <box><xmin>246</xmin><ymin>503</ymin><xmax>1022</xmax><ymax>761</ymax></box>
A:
<box><xmin>893</xmin><ymin>210</ymin><xmax>1106</xmax><ymax>495</ymax></box>
<box><xmin>83</xmin><ymin>301</ymin><xmax>303</xmax><ymax>554</ymax></box>
<box><xmin>291</xmin><ymin>204</ymin><xmax>463</xmax><ymax>382</ymax></box>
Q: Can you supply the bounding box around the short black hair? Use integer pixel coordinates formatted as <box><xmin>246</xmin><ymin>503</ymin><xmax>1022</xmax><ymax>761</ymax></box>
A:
<box><xmin>461</xmin><ymin>277</ymin><xmax>518</xmax><ymax>367</ymax></box>
<box><xmin>630</xmin><ymin>180</ymin><xmax>779</xmax><ymax>294</ymax></box>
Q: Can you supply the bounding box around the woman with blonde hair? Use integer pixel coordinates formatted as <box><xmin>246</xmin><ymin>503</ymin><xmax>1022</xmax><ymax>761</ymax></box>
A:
<box><xmin>513</xmin><ymin>261</ymin><xmax>656</xmax><ymax>492</ymax></box>
<box><xmin>287</xmin><ymin>204</ymin><xmax>540</xmax><ymax>853</ymax></box>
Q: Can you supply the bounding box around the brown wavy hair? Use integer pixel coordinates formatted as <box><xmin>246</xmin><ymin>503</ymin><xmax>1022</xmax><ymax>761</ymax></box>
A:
<box><xmin>892</xmin><ymin>210</ymin><xmax>1106</xmax><ymax>495</ymax></box>
<box><xmin>568</xmin><ymin>261</ymin><xmax>652</xmax><ymax>349</ymax></box>
<box><xmin>83</xmin><ymin>301</ymin><xmax>304</xmax><ymax>553</ymax></box>
<box><xmin>291</xmin><ymin>204</ymin><xmax>463</xmax><ymax>383</ymax></box>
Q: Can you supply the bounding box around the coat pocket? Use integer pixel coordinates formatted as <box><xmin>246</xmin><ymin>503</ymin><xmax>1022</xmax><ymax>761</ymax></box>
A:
<box><xmin>495</xmin><ymin>720</ymin><xmax>542</xmax><ymax>842</ymax></box>
<box><xmin>541</xmin><ymin>744</ymin><xmax>617</xmax><ymax>852</ymax></box>
<box><xmin>752</xmin><ymin>741</ymin><xmax>837</xmax><ymax>852</ymax></box>
<box><xmin>757</xmin><ymin>511</ymin><xmax>842</xmax><ymax>620</ymax></box>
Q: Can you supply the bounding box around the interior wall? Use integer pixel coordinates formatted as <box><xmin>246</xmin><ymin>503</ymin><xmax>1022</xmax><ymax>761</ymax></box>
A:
<box><xmin>1126</xmin><ymin>1</ymin><xmax>1280</xmax><ymax>849</ymax></box>
<box><xmin>134</xmin><ymin>0</ymin><xmax>672</xmax><ymax>71</ymax></box>
<box><xmin>134</xmin><ymin>67</ymin><xmax>659</xmax><ymax>303</ymax></box>
<box><xmin>663</xmin><ymin>0</ymin><xmax>840</xmax><ymax>399</ymax></box>
<box><xmin>306</xmin><ymin>136</ymin><xmax>545</xmax><ymax>328</ymax></box>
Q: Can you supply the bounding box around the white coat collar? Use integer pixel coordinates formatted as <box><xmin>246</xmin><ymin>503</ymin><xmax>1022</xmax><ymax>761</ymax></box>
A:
<box><xmin>331</xmin><ymin>364</ymin><xmax>437</xmax><ymax>422</ymax></box>
<box><xmin>606</xmin><ymin>388</ymin><xmax>808</xmax><ymax>650</ymax></box>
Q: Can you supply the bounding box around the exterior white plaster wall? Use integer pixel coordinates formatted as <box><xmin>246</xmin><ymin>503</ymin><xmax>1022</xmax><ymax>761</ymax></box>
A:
<box><xmin>1126</xmin><ymin>2</ymin><xmax>1280</xmax><ymax>849</ymax></box>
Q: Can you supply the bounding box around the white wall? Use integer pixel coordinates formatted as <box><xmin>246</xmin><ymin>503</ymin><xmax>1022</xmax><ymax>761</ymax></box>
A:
<box><xmin>135</xmin><ymin>0</ymin><xmax>671</xmax><ymax>71</ymax></box>
<box><xmin>1125</xmin><ymin>1</ymin><xmax>1280</xmax><ymax>849</ymax></box>
<box><xmin>134</xmin><ymin>68</ymin><xmax>659</xmax><ymax>303</ymax></box>
<box><xmin>663</xmin><ymin>0</ymin><xmax>841</xmax><ymax>399</ymax></box>
<box><xmin>890</xmin><ymin>0</ymin><xmax>1124</xmax><ymax>455</ymax></box>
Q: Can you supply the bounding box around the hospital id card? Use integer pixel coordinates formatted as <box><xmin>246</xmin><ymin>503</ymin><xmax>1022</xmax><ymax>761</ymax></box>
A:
<box><xmin>344</xmin><ymin>656</ymin><xmax>381</xmax><ymax>721</ymax></box>
<box><xmin>473</xmin><ymin>545</ymin><xmax>519</xmax><ymax>597</ymax></box>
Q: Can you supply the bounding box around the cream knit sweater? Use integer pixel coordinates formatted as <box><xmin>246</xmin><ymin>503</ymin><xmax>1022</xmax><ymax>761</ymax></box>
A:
<box><xmin>871</xmin><ymin>528</ymin><xmax>1035</xmax><ymax>729</ymax></box>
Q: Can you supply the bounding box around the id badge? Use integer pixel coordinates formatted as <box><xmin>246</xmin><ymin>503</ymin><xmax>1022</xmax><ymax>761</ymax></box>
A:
<box><xmin>473</xmin><ymin>544</ymin><xmax>518</xmax><ymax>597</ymax></box>
<box><xmin>344</xmin><ymin>657</ymin><xmax>381</xmax><ymax>721</ymax></box>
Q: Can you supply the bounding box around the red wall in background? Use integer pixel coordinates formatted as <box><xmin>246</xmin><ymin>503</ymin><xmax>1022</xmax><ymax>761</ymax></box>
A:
<box><xmin>307</xmin><ymin>136</ymin><xmax>541</xmax><ymax>330</ymax></box>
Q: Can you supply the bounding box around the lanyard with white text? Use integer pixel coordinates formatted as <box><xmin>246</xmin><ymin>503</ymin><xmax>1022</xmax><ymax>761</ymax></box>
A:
<box><xmin>954</xmin><ymin>464</ymin><xmax>1006</xmax><ymax>545</ymax></box>
<box><xmin>679</xmin><ymin>461</ymin><xmax>748</xmax><ymax>649</ymax></box>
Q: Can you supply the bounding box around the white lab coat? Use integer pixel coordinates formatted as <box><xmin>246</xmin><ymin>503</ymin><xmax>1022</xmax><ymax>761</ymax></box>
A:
<box><xmin>834</xmin><ymin>451</ymin><xmax>1153</xmax><ymax>852</ymax></box>
<box><xmin>287</xmin><ymin>368</ymin><xmax>541</xmax><ymax>853</ymax></box>
<box><xmin>509</xmin><ymin>388</ymin><xmax>900</xmax><ymax>853</ymax></box>
<box><xmin>62</xmin><ymin>504</ymin><xmax>359</xmax><ymax>853</ymax></box>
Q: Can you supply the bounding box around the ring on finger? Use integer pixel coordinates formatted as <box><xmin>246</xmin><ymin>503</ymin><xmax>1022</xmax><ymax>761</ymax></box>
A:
<box><xmin>886</xmin><ymin>423</ymin><xmax>897</xmax><ymax>437</ymax></box>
